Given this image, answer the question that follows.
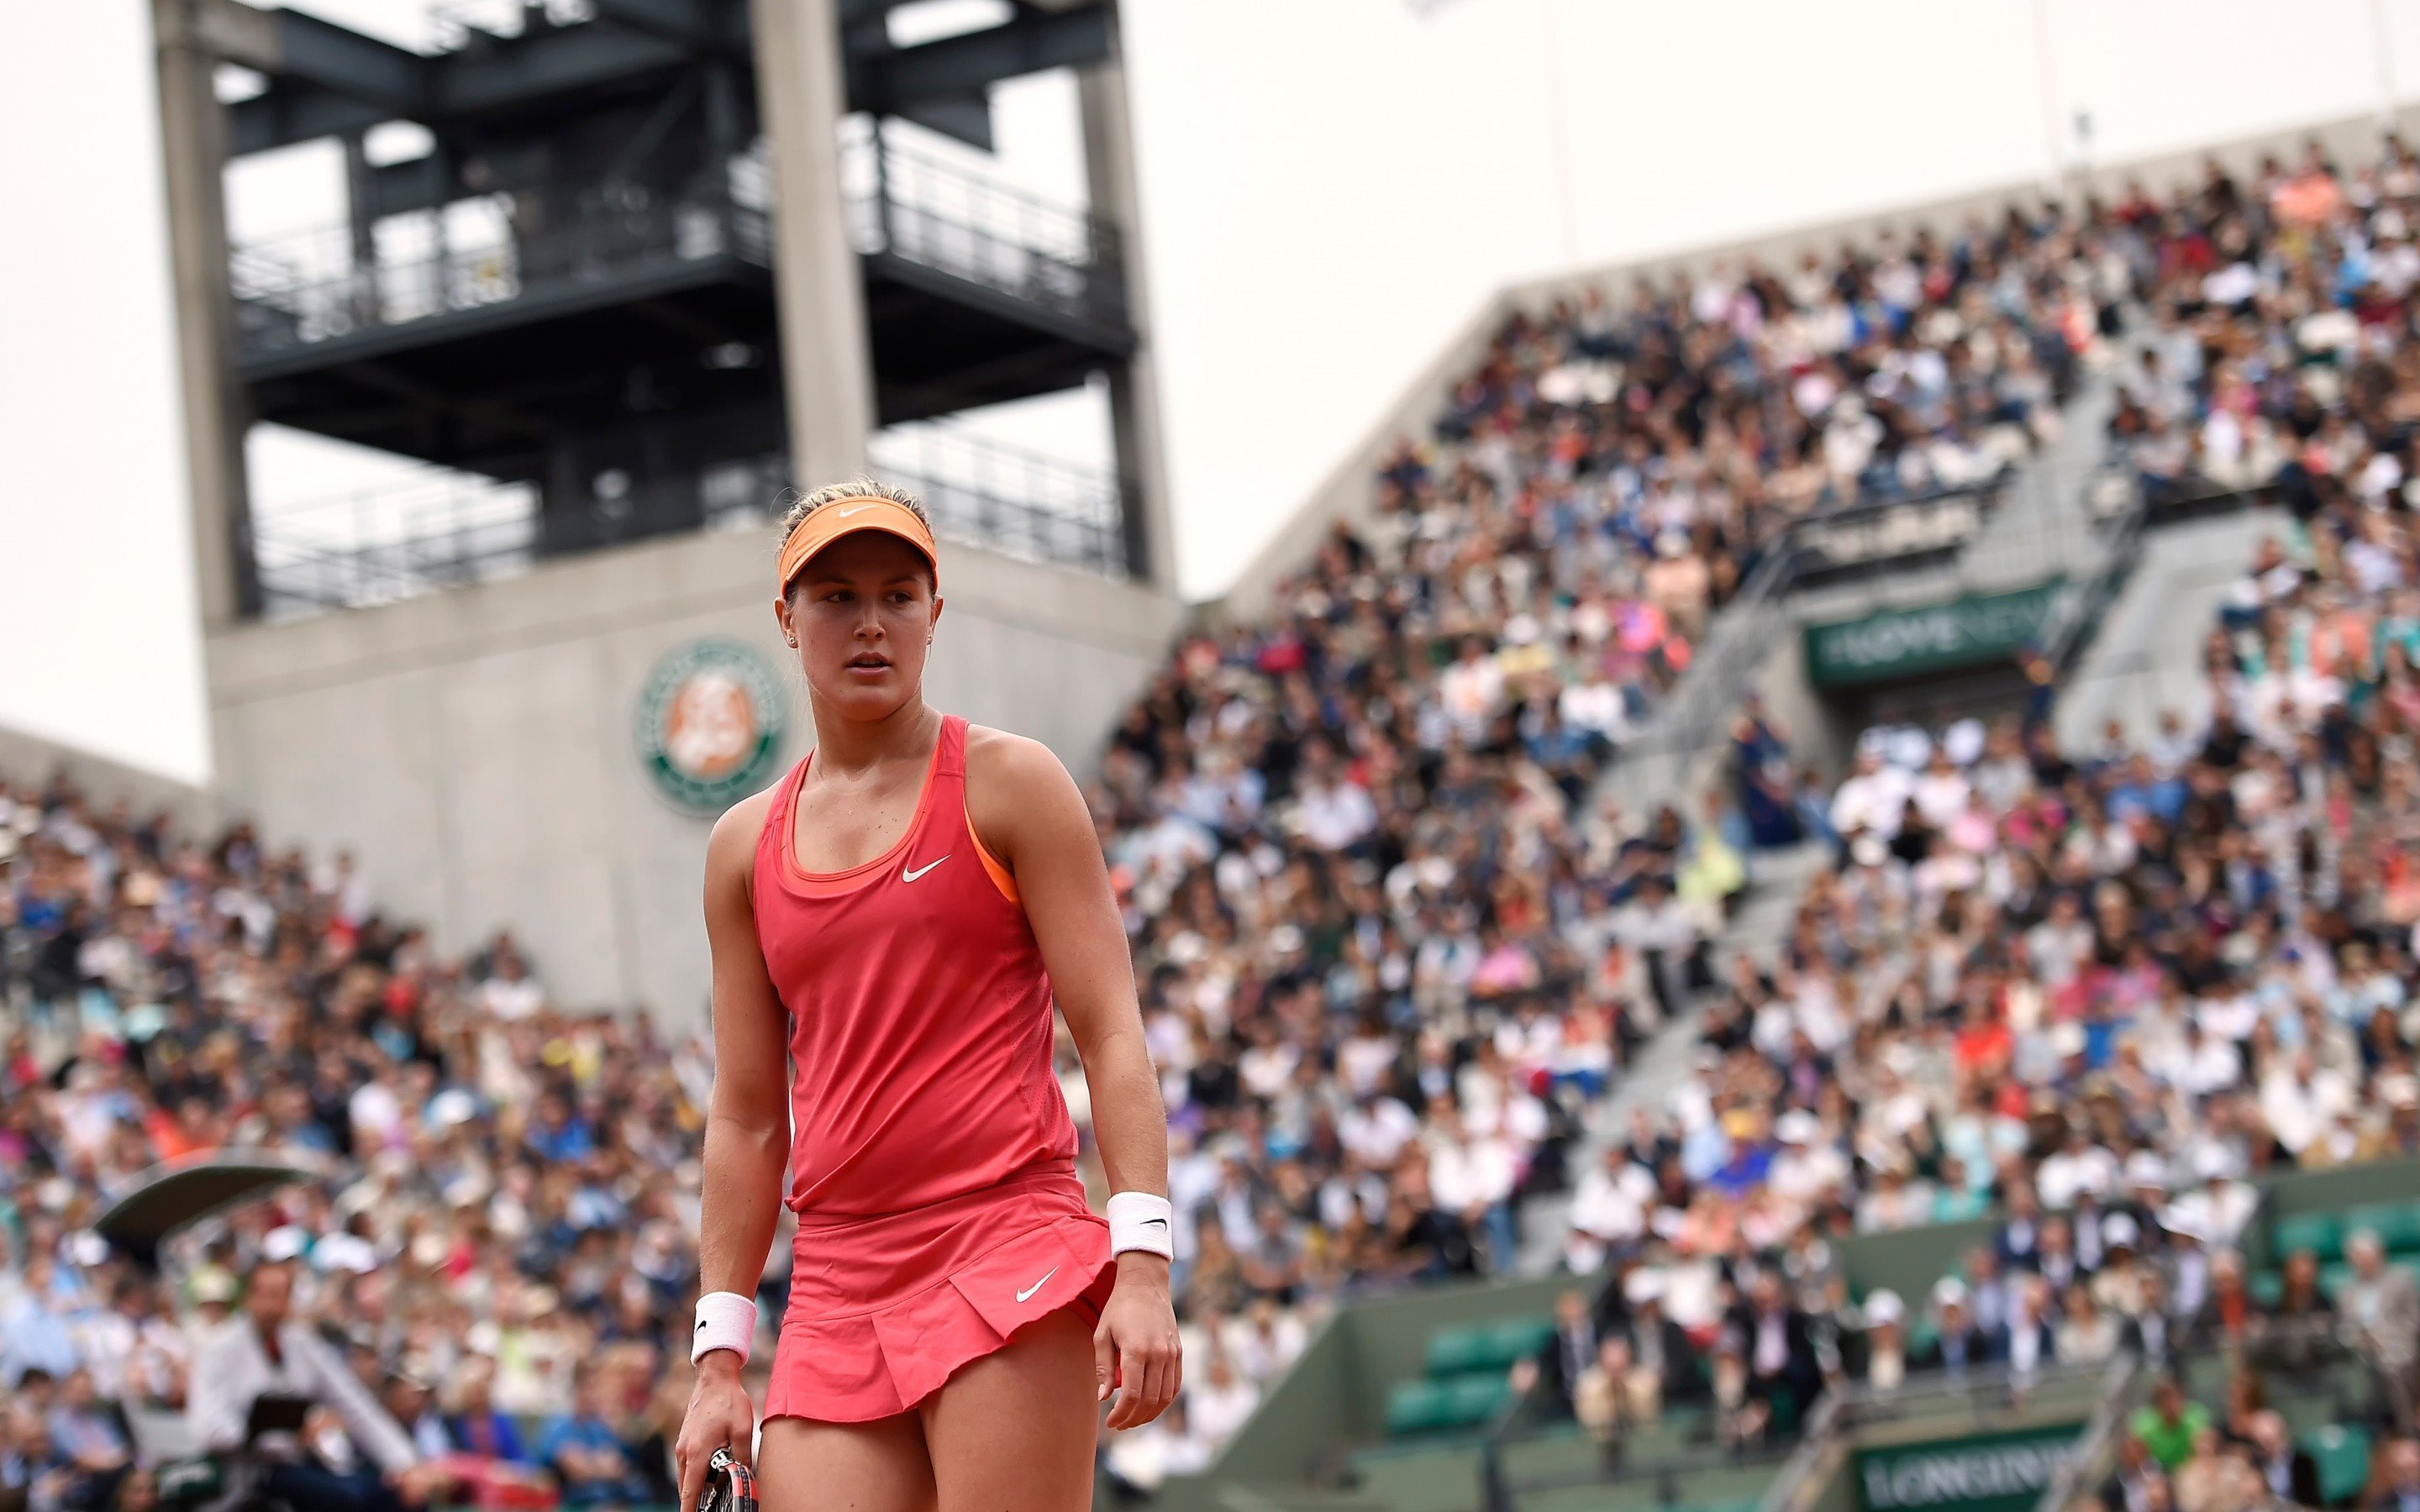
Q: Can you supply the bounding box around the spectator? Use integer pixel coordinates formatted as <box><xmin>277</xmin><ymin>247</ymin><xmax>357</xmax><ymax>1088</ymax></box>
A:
<box><xmin>1184</xmin><ymin>1352</ymin><xmax>1260</xmax><ymax>1455</ymax></box>
<box><xmin>1535</xmin><ymin>1288</ymin><xmax>1601</xmax><ymax>1419</ymax></box>
<box><xmin>1572</xmin><ymin>1336</ymin><xmax>1647</xmax><ymax>1472</ymax></box>
<box><xmin>2246</xmin><ymin>1247</ymin><xmax>2334</xmax><ymax>1372</ymax></box>
<box><xmin>1728</xmin><ymin>1271</ymin><xmax>1820</xmax><ymax>1421</ymax></box>
<box><xmin>2340</xmin><ymin>1230</ymin><xmax>2420</xmax><ymax>1433</ymax></box>
<box><xmin>2104</xmin><ymin>1433</ymin><xmax>2168</xmax><ymax>1512</ymax></box>
<box><xmin>2170</xmin><ymin>1425</ymin><xmax>2251</xmax><ymax>1512</ymax></box>
<box><xmin>534</xmin><ymin>1362</ymin><xmax>652</xmax><ymax>1509</ymax></box>
<box><xmin>2054</xmin><ymin>1286</ymin><xmax>2121</xmax><ymax>1368</ymax></box>
<box><xmin>1613</xmin><ymin>1271</ymin><xmax>1701</xmax><ymax>1405</ymax></box>
<box><xmin>103</xmin><ymin>1467</ymin><xmax>159</xmax><ymax>1512</ymax></box>
<box><xmin>2364</xmin><ymin>1437</ymin><xmax>2420</xmax><ymax>1512</ymax></box>
<box><xmin>2130</xmin><ymin>1375</ymin><xmax>2214</xmax><ymax>1474</ymax></box>
<box><xmin>1918</xmin><ymin>1279</ymin><xmax>1996</xmax><ymax>1376</ymax></box>
<box><xmin>0</xmin><ymin>1257</ymin><xmax>79</xmax><ymax>1391</ymax></box>
<box><xmin>2005</xmin><ymin>1276</ymin><xmax>2060</xmax><ymax>1378</ymax></box>
<box><xmin>1101</xmin><ymin>1399</ymin><xmax>1212</xmax><ymax>1498</ymax></box>
<box><xmin>2244</xmin><ymin>1410</ymin><xmax>2321</xmax><ymax>1509</ymax></box>
<box><xmin>43</xmin><ymin>1368</ymin><xmax>129</xmax><ymax>1510</ymax></box>
<box><xmin>1</xmin><ymin>1396</ymin><xmax>72</xmax><ymax>1512</ymax></box>
<box><xmin>1858</xmin><ymin>1289</ymin><xmax>1908</xmax><ymax>1394</ymax></box>
<box><xmin>187</xmin><ymin>1263</ymin><xmax>430</xmax><ymax>1512</ymax></box>
<box><xmin>1709</xmin><ymin>1331</ymin><xmax>1767</xmax><ymax>1454</ymax></box>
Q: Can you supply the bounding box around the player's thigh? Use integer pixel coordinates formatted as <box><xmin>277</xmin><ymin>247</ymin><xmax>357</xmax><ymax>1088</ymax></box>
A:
<box><xmin>757</xmin><ymin>1410</ymin><xmax>938</xmax><ymax>1512</ymax></box>
<box><xmin>920</xmin><ymin>1305</ymin><xmax>1101</xmax><ymax>1512</ymax></box>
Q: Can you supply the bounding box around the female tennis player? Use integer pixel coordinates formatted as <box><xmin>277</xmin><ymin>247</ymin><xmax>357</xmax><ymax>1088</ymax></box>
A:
<box><xmin>675</xmin><ymin>480</ymin><xmax>1181</xmax><ymax>1512</ymax></box>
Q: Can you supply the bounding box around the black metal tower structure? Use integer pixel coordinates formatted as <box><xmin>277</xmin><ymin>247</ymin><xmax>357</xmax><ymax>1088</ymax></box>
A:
<box><xmin>160</xmin><ymin>0</ymin><xmax>1155</xmax><ymax>618</ymax></box>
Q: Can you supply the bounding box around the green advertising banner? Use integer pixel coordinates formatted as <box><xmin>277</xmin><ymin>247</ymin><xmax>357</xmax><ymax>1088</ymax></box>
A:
<box><xmin>1805</xmin><ymin>580</ymin><xmax>2068</xmax><ymax>690</ymax></box>
<box><xmin>1853</xmin><ymin>1423</ymin><xmax>2085</xmax><ymax>1512</ymax></box>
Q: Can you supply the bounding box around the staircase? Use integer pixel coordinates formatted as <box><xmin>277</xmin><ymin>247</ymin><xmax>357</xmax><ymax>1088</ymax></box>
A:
<box><xmin>2051</xmin><ymin>503</ymin><xmax>2275</xmax><ymax>752</ymax></box>
<box><xmin>1510</xmin><ymin>359</ymin><xmax>2126</xmax><ymax>1278</ymax></box>
<box><xmin>1513</xmin><ymin>839</ymin><xmax>1832</xmax><ymax>1274</ymax></box>
<box><xmin>1958</xmin><ymin>362</ymin><xmax>2123</xmax><ymax>589</ymax></box>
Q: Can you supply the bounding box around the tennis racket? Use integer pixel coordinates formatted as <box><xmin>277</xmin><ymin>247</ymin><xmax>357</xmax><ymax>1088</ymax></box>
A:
<box><xmin>700</xmin><ymin>1445</ymin><xmax>759</xmax><ymax>1512</ymax></box>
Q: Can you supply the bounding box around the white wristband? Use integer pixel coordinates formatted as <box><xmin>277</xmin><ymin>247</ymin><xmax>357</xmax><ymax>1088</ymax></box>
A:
<box><xmin>1107</xmin><ymin>1191</ymin><xmax>1175</xmax><ymax>1258</ymax></box>
<box><xmin>692</xmin><ymin>1290</ymin><xmax>758</xmax><ymax>1365</ymax></box>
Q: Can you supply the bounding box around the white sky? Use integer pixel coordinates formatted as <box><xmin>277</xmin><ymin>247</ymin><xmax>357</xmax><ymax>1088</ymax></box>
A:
<box><xmin>3</xmin><ymin>0</ymin><xmax>2416</xmax><ymax>783</ymax></box>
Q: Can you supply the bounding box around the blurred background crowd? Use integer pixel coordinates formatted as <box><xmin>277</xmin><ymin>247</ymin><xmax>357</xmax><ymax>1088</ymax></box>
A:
<box><xmin>8</xmin><ymin>132</ymin><xmax>2420</xmax><ymax>1511</ymax></box>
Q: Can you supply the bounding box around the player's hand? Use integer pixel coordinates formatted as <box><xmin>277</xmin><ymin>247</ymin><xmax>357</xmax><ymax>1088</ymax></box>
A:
<box><xmin>677</xmin><ymin>1352</ymin><xmax>756</xmax><ymax>1512</ymax></box>
<box><xmin>1096</xmin><ymin>1252</ymin><xmax>1181</xmax><ymax>1430</ymax></box>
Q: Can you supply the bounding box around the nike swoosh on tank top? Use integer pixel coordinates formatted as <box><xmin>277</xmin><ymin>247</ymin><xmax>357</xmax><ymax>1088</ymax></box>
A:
<box><xmin>752</xmin><ymin>714</ymin><xmax>1076</xmax><ymax>1216</ymax></box>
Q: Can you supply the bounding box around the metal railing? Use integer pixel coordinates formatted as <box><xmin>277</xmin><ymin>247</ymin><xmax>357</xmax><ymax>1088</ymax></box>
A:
<box><xmin>249</xmin><ymin>472</ymin><xmax>539</xmax><ymax>616</ymax></box>
<box><xmin>2032</xmin><ymin>1357</ymin><xmax>2149</xmax><ymax>1512</ymax></box>
<box><xmin>231</xmin><ymin>181</ymin><xmax>771</xmax><ymax>362</ymax></box>
<box><xmin>1477</xmin><ymin>1355</ymin><xmax>2127</xmax><ymax>1512</ymax></box>
<box><xmin>1754</xmin><ymin>1391</ymin><xmax>1848</xmax><ymax>1512</ymax></box>
<box><xmin>1611</xmin><ymin>473</ymin><xmax>2022</xmax><ymax>784</ymax></box>
<box><xmin>843</xmin><ymin>125</ymin><xmax>1128</xmax><ymax>330</ymax></box>
<box><xmin>1749</xmin><ymin>1357</ymin><xmax>2134</xmax><ymax>1512</ymax></box>
<box><xmin>249</xmin><ymin>432</ymin><xmax>1127</xmax><ymax>618</ymax></box>
<box><xmin>245</xmin><ymin>460</ymin><xmax>773</xmax><ymax>619</ymax></box>
<box><xmin>429</xmin><ymin>0</ymin><xmax>595</xmax><ymax>49</ymax></box>
<box><xmin>866</xmin><ymin>428</ymin><xmax>1128</xmax><ymax>578</ymax></box>
<box><xmin>1478</xmin><ymin>1386</ymin><xmax>1802</xmax><ymax>1512</ymax></box>
<box><xmin>230</xmin><ymin>129</ymin><xmax>1127</xmax><ymax>364</ymax></box>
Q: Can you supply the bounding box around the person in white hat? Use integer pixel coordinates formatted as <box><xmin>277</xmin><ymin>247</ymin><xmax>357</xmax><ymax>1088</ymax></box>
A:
<box><xmin>2154</xmin><ymin>1208</ymin><xmax>2212</xmax><ymax>1320</ymax></box>
<box><xmin>1614</xmin><ymin>1268</ymin><xmax>1699</xmax><ymax>1408</ymax></box>
<box><xmin>2121</xmin><ymin>1151</ymin><xmax>2170</xmax><ymax>1221</ymax></box>
<box><xmin>1919</xmin><ymin>1277</ymin><xmax>1992</xmax><ymax>1376</ymax></box>
<box><xmin>1858</xmin><ymin>1290</ymin><xmax>1908</xmax><ymax>1393</ymax></box>
<box><xmin>1767</xmin><ymin>1110</ymin><xmax>1844</xmax><ymax>1208</ymax></box>
<box><xmin>2090</xmin><ymin>1213</ymin><xmax>2149</xmax><ymax>1320</ymax></box>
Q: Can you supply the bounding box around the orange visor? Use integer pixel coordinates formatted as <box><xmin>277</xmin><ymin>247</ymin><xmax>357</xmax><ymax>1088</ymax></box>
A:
<box><xmin>776</xmin><ymin>496</ymin><xmax>939</xmax><ymax>594</ymax></box>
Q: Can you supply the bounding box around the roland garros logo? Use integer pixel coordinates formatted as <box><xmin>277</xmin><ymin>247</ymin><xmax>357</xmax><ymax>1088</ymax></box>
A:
<box><xmin>636</xmin><ymin>640</ymin><xmax>788</xmax><ymax>813</ymax></box>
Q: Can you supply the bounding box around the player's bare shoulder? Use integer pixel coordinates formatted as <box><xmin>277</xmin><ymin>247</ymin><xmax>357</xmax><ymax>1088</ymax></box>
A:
<box><xmin>705</xmin><ymin>777</ymin><xmax>785</xmax><ymax>895</ymax></box>
<box><xmin>963</xmin><ymin>723</ymin><xmax>1086</xmax><ymax>864</ymax></box>
<box><xmin>963</xmin><ymin>722</ymin><xmax>1072</xmax><ymax>796</ymax></box>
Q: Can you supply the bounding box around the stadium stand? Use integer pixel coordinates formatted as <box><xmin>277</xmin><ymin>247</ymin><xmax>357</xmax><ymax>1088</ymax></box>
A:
<box><xmin>1367</xmin><ymin>134</ymin><xmax>2420</xmax><ymax>1512</ymax></box>
<box><xmin>1119</xmin><ymin>132</ymin><xmax>2420</xmax><ymax>1512</ymax></box>
<box><xmin>10</xmin><ymin>129</ymin><xmax>2420</xmax><ymax>1512</ymax></box>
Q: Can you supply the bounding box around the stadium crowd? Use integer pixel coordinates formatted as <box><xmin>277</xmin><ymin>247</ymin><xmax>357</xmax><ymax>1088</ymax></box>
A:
<box><xmin>1098</xmin><ymin>183</ymin><xmax>2086</xmax><ymax>1302</ymax></box>
<box><xmin>8</xmin><ymin>128</ymin><xmax>2420</xmax><ymax>1512</ymax></box>
<box><xmin>1525</xmin><ymin>134</ymin><xmax>2420</xmax><ymax>1488</ymax></box>
<box><xmin>0</xmin><ymin>198</ymin><xmax>2084</xmax><ymax>1508</ymax></box>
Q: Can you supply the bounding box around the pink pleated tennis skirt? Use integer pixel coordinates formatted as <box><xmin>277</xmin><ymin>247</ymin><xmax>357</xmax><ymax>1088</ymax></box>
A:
<box><xmin>765</xmin><ymin>1163</ymin><xmax>1115</xmax><ymax>1423</ymax></box>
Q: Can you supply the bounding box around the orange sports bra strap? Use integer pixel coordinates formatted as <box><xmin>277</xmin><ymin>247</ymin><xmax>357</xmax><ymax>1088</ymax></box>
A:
<box><xmin>939</xmin><ymin>715</ymin><xmax>1018</xmax><ymax>903</ymax></box>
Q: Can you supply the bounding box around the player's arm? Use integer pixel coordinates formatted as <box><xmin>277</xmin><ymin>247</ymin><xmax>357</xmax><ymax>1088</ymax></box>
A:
<box><xmin>966</xmin><ymin>727</ymin><xmax>1180</xmax><ymax>1428</ymax></box>
<box><xmin>968</xmin><ymin>730</ymin><xmax>1166</xmax><ymax>1196</ymax></box>
<box><xmin>679</xmin><ymin>790</ymin><xmax>788</xmax><ymax>1509</ymax></box>
<box><xmin>697</xmin><ymin>789</ymin><xmax>791</xmax><ymax>1307</ymax></box>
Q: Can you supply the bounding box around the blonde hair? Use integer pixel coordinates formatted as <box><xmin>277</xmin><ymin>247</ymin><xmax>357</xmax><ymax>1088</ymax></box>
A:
<box><xmin>776</xmin><ymin>477</ymin><xmax>929</xmax><ymax>544</ymax></box>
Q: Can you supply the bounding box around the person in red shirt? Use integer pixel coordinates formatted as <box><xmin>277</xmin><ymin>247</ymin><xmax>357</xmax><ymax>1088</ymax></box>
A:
<box><xmin>1951</xmin><ymin>999</ymin><xmax>2012</xmax><ymax>1078</ymax></box>
<box><xmin>676</xmin><ymin>481</ymin><xmax>1178</xmax><ymax>1512</ymax></box>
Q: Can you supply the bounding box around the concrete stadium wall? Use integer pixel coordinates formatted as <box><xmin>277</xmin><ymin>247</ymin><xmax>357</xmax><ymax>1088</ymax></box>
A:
<box><xmin>1175</xmin><ymin>1271</ymin><xmax>1575</xmax><ymax>1497</ymax></box>
<box><xmin>204</xmin><ymin>528</ymin><xmax>1181</xmax><ymax>1031</ymax></box>
<box><xmin>1214</xmin><ymin>101</ymin><xmax>2420</xmax><ymax>628</ymax></box>
<box><xmin>1169</xmin><ymin>1157</ymin><xmax>2420</xmax><ymax>1510</ymax></box>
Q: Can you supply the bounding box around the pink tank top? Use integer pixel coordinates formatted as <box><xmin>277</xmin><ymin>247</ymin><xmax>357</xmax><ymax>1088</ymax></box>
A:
<box><xmin>751</xmin><ymin>715</ymin><xmax>1077</xmax><ymax>1215</ymax></box>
